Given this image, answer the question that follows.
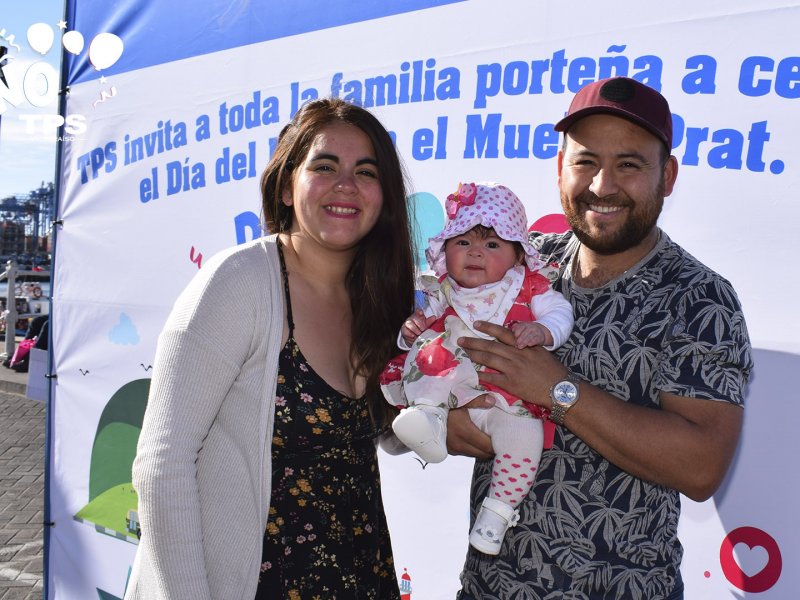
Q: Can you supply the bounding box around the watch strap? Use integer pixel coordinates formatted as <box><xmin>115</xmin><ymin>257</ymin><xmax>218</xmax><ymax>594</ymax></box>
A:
<box><xmin>549</xmin><ymin>402</ymin><xmax>569</xmax><ymax>426</ymax></box>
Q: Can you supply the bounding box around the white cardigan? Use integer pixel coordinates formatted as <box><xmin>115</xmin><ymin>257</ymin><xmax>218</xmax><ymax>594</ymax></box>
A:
<box><xmin>125</xmin><ymin>235</ymin><xmax>284</xmax><ymax>600</ymax></box>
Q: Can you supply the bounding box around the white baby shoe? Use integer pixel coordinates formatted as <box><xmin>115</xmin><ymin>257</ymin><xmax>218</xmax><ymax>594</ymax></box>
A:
<box><xmin>391</xmin><ymin>405</ymin><xmax>448</xmax><ymax>463</ymax></box>
<box><xmin>469</xmin><ymin>496</ymin><xmax>520</xmax><ymax>555</ymax></box>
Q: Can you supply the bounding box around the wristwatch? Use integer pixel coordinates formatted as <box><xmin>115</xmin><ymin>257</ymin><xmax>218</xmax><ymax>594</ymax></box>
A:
<box><xmin>549</xmin><ymin>370</ymin><xmax>581</xmax><ymax>426</ymax></box>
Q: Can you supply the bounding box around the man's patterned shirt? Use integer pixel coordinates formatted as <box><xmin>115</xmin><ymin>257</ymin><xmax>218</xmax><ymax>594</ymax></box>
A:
<box><xmin>460</xmin><ymin>230</ymin><xmax>752</xmax><ymax>600</ymax></box>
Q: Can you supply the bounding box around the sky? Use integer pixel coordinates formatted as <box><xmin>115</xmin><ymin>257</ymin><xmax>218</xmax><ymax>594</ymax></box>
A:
<box><xmin>0</xmin><ymin>0</ymin><xmax>65</xmax><ymax>199</ymax></box>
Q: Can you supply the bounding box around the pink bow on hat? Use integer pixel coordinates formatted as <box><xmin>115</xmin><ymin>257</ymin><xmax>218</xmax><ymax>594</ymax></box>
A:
<box><xmin>445</xmin><ymin>182</ymin><xmax>477</xmax><ymax>219</ymax></box>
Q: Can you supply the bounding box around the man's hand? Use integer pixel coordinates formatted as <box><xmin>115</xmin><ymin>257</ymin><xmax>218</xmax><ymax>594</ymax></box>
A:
<box><xmin>458</xmin><ymin>321</ymin><xmax>565</xmax><ymax>408</ymax></box>
<box><xmin>446</xmin><ymin>396</ymin><xmax>494</xmax><ymax>459</ymax></box>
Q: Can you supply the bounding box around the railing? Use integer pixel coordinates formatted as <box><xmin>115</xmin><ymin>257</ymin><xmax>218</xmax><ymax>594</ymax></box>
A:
<box><xmin>0</xmin><ymin>260</ymin><xmax>51</xmax><ymax>360</ymax></box>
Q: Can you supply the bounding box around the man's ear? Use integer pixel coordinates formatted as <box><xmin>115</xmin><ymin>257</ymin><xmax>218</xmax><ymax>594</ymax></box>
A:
<box><xmin>662</xmin><ymin>155</ymin><xmax>679</xmax><ymax>197</ymax></box>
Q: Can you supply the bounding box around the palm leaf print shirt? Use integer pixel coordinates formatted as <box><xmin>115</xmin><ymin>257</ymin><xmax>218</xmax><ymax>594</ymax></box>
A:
<box><xmin>460</xmin><ymin>229</ymin><xmax>752</xmax><ymax>600</ymax></box>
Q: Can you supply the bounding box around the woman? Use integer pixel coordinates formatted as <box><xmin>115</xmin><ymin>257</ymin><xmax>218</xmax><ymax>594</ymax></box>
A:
<box><xmin>125</xmin><ymin>98</ymin><xmax>416</xmax><ymax>600</ymax></box>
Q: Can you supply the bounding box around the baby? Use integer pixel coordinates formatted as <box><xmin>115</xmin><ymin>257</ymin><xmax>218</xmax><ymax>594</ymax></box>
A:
<box><xmin>380</xmin><ymin>182</ymin><xmax>573</xmax><ymax>555</ymax></box>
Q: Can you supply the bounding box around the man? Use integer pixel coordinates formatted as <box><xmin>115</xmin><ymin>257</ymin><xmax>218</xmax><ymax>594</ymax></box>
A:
<box><xmin>450</xmin><ymin>77</ymin><xmax>753</xmax><ymax>599</ymax></box>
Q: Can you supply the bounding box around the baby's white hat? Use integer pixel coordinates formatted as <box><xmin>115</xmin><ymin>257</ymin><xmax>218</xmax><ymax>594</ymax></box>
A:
<box><xmin>425</xmin><ymin>182</ymin><xmax>542</xmax><ymax>277</ymax></box>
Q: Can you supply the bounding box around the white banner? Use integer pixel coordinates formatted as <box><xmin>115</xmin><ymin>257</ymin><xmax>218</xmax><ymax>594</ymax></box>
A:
<box><xmin>48</xmin><ymin>1</ymin><xmax>798</xmax><ymax>597</ymax></box>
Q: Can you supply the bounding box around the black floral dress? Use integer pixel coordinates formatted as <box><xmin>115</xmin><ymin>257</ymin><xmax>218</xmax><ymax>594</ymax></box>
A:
<box><xmin>255</xmin><ymin>245</ymin><xmax>400</xmax><ymax>600</ymax></box>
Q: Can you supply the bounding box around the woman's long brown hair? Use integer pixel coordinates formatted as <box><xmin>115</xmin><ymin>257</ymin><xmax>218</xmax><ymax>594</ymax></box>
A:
<box><xmin>261</xmin><ymin>98</ymin><xmax>415</xmax><ymax>427</ymax></box>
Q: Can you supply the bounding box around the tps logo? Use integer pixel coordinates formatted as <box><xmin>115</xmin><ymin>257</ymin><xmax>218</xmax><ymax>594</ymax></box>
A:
<box><xmin>720</xmin><ymin>526</ymin><xmax>782</xmax><ymax>593</ymax></box>
<box><xmin>0</xmin><ymin>21</ymin><xmax>123</xmax><ymax>139</ymax></box>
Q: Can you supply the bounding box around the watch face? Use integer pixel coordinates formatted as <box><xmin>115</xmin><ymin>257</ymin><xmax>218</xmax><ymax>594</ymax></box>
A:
<box><xmin>553</xmin><ymin>381</ymin><xmax>578</xmax><ymax>405</ymax></box>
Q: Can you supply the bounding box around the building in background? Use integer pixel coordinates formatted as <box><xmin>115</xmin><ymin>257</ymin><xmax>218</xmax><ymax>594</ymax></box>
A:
<box><xmin>0</xmin><ymin>182</ymin><xmax>53</xmax><ymax>268</ymax></box>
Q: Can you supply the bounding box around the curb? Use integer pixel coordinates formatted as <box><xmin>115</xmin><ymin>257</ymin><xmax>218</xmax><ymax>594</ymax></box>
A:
<box><xmin>0</xmin><ymin>378</ymin><xmax>27</xmax><ymax>397</ymax></box>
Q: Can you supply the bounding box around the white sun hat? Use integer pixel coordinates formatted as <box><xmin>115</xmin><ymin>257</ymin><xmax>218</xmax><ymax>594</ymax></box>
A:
<box><xmin>425</xmin><ymin>182</ymin><xmax>543</xmax><ymax>277</ymax></box>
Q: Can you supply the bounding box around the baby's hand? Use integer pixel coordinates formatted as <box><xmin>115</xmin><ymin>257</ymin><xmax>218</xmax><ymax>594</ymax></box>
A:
<box><xmin>401</xmin><ymin>309</ymin><xmax>436</xmax><ymax>345</ymax></box>
<box><xmin>510</xmin><ymin>321</ymin><xmax>553</xmax><ymax>349</ymax></box>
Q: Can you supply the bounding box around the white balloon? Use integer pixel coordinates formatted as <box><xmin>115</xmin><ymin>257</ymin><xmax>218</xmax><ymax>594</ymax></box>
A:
<box><xmin>88</xmin><ymin>33</ymin><xmax>124</xmax><ymax>71</ymax></box>
<box><xmin>27</xmin><ymin>22</ymin><xmax>54</xmax><ymax>55</ymax></box>
<box><xmin>23</xmin><ymin>62</ymin><xmax>58</xmax><ymax>108</ymax></box>
<box><xmin>62</xmin><ymin>30</ymin><xmax>85</xmax><ymax>56</ymax></box>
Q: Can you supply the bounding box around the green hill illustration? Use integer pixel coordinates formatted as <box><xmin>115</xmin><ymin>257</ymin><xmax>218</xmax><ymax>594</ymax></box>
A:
<box><xmin>74</xmin><ymin>378</ymin><xmax>150</xmax><ymax>544</ymax></box>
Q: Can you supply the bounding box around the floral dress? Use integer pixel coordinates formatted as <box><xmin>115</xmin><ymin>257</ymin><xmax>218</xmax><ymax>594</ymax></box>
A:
<box><xmin>255</xmin><ymin>244</ymin><xmax>400</xmax><ymax>600</ymax></box>
<box><xmin>380</xmin><ymin>265</ymin><xmax>559</xmax><ymax>419</ymax></box>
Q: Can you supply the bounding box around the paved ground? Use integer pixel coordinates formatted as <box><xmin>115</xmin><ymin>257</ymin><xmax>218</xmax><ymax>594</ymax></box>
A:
<box><xmin>0</xmin><ymin>368</ymin><xmax>45</xmax><ymax>600</ymax></box>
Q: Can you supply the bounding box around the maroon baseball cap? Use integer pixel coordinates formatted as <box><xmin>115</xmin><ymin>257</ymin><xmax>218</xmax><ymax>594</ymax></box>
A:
<box><xmin>554</xmin><ymin>77</ymin><xmax>673</xmax><ymax>149</ymax></box>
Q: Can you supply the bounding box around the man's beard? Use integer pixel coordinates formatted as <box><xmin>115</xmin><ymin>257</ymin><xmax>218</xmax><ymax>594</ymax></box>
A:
<box><xmin>562</xmin><ymin>178</ymin><xmax>665</xmax><ymax>255</ymax></box>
